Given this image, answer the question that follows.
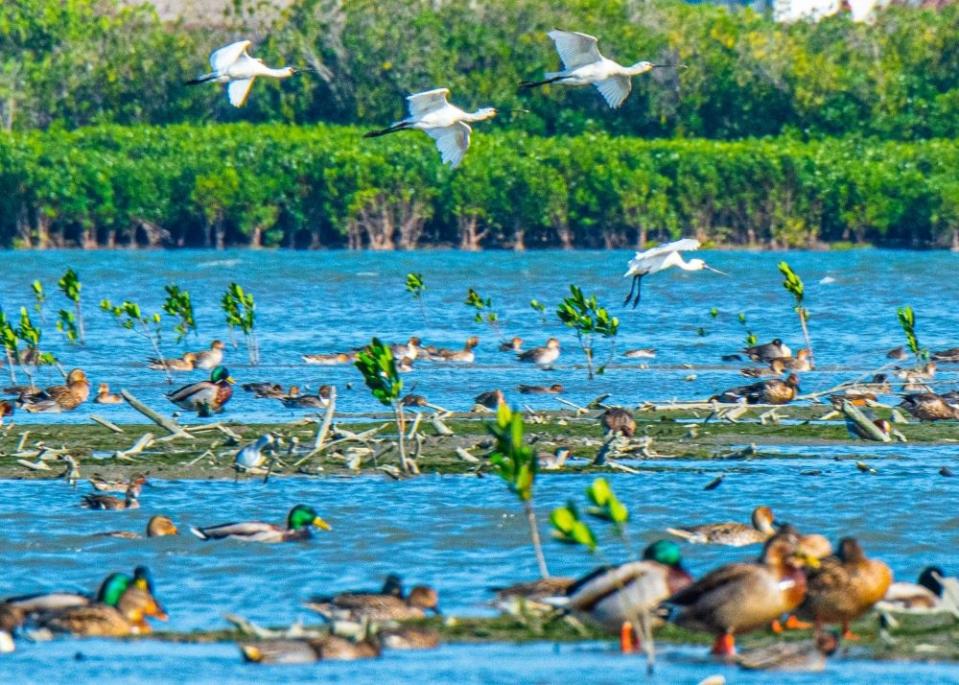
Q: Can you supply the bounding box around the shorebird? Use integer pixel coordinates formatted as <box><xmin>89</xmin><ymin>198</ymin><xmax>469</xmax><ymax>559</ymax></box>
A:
<box><xmin>623</xmin><ymin>239</ymin><xmax>726</xmax><ymax>308</ymax></box>
<box><xmin>187</xmin><ymin>40</ymin><xmax>301</xmax><ymax>107</ymax></box>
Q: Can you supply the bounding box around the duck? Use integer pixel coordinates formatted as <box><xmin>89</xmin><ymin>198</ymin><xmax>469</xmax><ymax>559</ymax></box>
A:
<box><xmin>89</xmin><ymin>474</ymin><xmax>147</xmax><ymax>493</ymax></box>
<box><xmin>0</xmin><ymin>399</ymin><xmax>13</xmax><ymax>424</ymax></box>
<box><xmin>19</xmin><ymin>369</ymin><xmax>91</xmax><ymax>412</ymax></box>
<box><xmin>843</xmin><ymin>407</ymin><xmax>904</xmax><ymax>442</ymax></box>
<box><xmin>432</xmin><ymin>336</ymin><xmax>479</xmax><ymax>363</ymax></box>
<box><xmin>93</xmin><ymin>383</ymin><xmax>124</xmax><ymax>404</ymax></box>
<box><xmin>667</xmin><ymin>506</ymin><xmax>777</xmax><ymax>547</ymax></box>
<box><xmin>743</xmin><ymin>339</ymin><xmax>792</xmax><ymax>363</ymax></box>
<box><xmin>379</xmin><ymin>625</ymin><xmax>441</xmax><ymax>650</ymax></box>
<box><xmin>190</xmin><ymin>504</ymin><xmax>330</xmax><ymax>543</ymax></box>
<box><xmin>896</xmin><ymin>361</ymin><xmax>936</xmax><ymax>382</ymax></box>
<box><xmin>191</xmin><ymin>340</ymin><xmax>226</xmax><ymax>370</ymax></box>
<box><xmin>740</xmin><ymin>365</ymin><xmax>780</xmax><ymax>378</ymax></box>
<box><xmin>551</xmin><ymin>540</ymin><xmax>693</xmax><ymax>652</ymax></box>
<box><xmin>396</xmin><ymin>356</ymin><xmax>416</xmax><ymax>373</ymax></box>
<box><xmin>81</xmin><ymin>484</ymin><xmax>140</xmax><ymax>510</ymax></box>
<box><xmin>518</xmin><ymin>383</ymin><xmax>564</xmax><ymax>394</ymax></box>
<box><xmin>499</xmin><ymin>337</ymin><xmax>523</xmax><ymax>352</ymax></box>
<box><xmin>166</xmin><ymin>365</ymin><xmax>234</xmax><ymax>416</ymax></box>
<box><xmin>241</xmin><ymin>382</ymin><xmax>287</xmax><ymax>398</ymax></box>
<box><xmin>538</xmin><ymin>447</ymin><xmax>571</xmax><ymax>470</ymax></box>
<box><xmin>600</xmin><ymin>407</ymin><xmax>635</xmax><ymax>438</ymax></box>
<box><xmin>624</xmin><ymin>348</ymin><xmax>657</xmax><ymax>359</ymax></box>
<box><xmin>302</xmin><ymin>352</ymin><xmax>355</xmax><ymax>365</ymax></box>
<box><xmin>2</xmin><ymin>383</ymin><xmax>41</xmax><ymax>397</ymax></box>
<box><xmin>898</xmin><ymin>393</ymin><xmax>959</xmax><ymax>421</ymax></box>
<box><xmin>879</xmin><ymin>566</ymin><xmax>954</xmax><ymax>612</ymax></box>
<box><xmin>517</xmin><ymin>338</ymin><xmax>561</xmax><ymax>368</ymax></box>
<box><xmin>491</xmin><ymin>577</ymin><xmax>576</xmax><ymax>615</ymax></box>
<box><xmin>279</xmin><ymin>385</ymin><xmax>332</xmax><ymax>409</ymax></box>
<box><xmin>235</xmin><ymin>434</ymin><xmax>279</xmax><ymax>473</ymax></box>
<box><xmin>305</xmin><ymin>584</ymin><xmax>440</xmax><ymax>622</ymax></box>
<box><xmin>797</xmin><ymin>537</ymin><xmax>892</xmax><ymax>638</ymax></box>
<box><xmin>240</xmin><ymin>635</ymin><xmax>381</xmax><ymax>663</ymax></box>
<box><xmin>770</xmin><ymin>348</ymin><xmax>813</xmax><ymax>372</ymax></box>
<box><xmin>711</xmin><ymin>374</ymin><xmax>800</xmax><ymax>405</ymax></box>
<box><xmin>97</xmin><ymin>515</ymin><xmax>179</xmax><ymax>539</ymax></box>
<box><xmin>667</xmin><ymin>532</ymin><xmax>818</xmax><ymax>656</ymax></box>
<box><xmin>391</xmin><ymin>336</ymin><xmax>421</xmax><ymax>361</ymax></box>
<box><xmin>474</xmin><ymin>389</ymin><xmax>505</xmax><ymax>410</ymax></box>
<box><xmin>148</xmin><ymin>352</ymin><xmax>197</xmax><ymax>371</ymax></box>
<box><xmin>737</xmin><ymin>632</ymin><xmax>839</xmax><ymax>671</ymax></box>
<box><xmin>886</xmin><ymin>346</ymin><xmax>908</xmax><ymax>361</ymax></box>
<box><xmin>932</xmin><ymin>347</ymin><xmax>959</xmax><ymax>363</ymax></box>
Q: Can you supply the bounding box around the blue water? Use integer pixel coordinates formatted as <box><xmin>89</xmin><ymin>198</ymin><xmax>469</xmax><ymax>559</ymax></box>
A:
<box><xmin>0</xmin><ymin>249</ymin><xmax>956</xmax><ymax>422</ymax></box>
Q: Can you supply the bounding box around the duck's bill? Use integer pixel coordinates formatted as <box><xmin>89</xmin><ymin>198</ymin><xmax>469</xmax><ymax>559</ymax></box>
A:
<box><xmin>705</xmin><ymin>265</ymin><xmax>729</xmax><ymax>276</ymax></box>
<box><xmin>313</xmin><ymin>516</ymin><xmax>332</xmax><ymax>531</ymax></box>
<box><xmin>226</xmin><ymin>376</ymin><xmax>236</xmax><ymax>385</ymax></box>
<box><xmin>794</xmin><ymin>551</ymin><xmax>821</xmax><ymax>569</ymax></box>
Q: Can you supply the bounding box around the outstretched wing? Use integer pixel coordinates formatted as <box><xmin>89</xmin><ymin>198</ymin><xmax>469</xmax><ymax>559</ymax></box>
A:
<box><xmin>228</xmin><ymin>78</ymin><xmax>256</xmax><ymax>107</ymax></box>
<box><xmin>211</xmin><ymin>40</ymin><xmax>252</xmax><ymax>71</ymax></box>
<box><xmin>633</xmin><ymin>238</ymin><xmax>701</xmax><ymax>261</ymax></box>
<box><xmin>426</xmin><ymin>122</ymin><xmax>471</xmax><ymax>168</ymax></box>
<box><xmin>547</xmin><ymin>30</ymin><xmax>603</xmax><ymax>70</ymax></box>
<box><xmin>594</xmin><ymin>75</ymin><xmax>632</xmax><ymax>109</ymax></box>
<box><xmin>625</xmin><ymin>238</ymin><xmax>701</xmax><ymax>276</ymax></box>
<box><xmin>407</xmin><ymin>88</ymin><xmax>451</xmax><ymax>118</ymax></box>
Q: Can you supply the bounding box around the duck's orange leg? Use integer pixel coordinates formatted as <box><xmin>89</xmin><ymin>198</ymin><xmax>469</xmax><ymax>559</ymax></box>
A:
<box><xmin>784</xmin><ymin>614</ymin><xmax>812</xmax><ymax>630</ymax></box>
<box><xmin>620</xmin><ymin>621</ymin><xmax>640</xmax><ymax>653</ymax></box>
<box><xmin>710</xmin><ymin>632</ymin><xmax>736</xmax><ymax>657</ymax></box>
<box><xmin>841</xmin><ymin>620</ymin><xmax>860</xmax><ymax>641</ymax></box>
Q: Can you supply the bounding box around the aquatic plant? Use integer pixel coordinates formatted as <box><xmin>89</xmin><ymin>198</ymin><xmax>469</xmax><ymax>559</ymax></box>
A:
<box><xmin>556</xmin><ymin>285</ymin><xmax>619</xmax><ymax>380</ymax></box>
<box><xmin>778</xmin><ymin>262</ymin><xmax>813</xmax><ymax>362</ymax></box>
<box><xmin>0</xmin><ymin>311</ymin><xmax>18</xmax><ymax>383</ymax></box>
<box><xmin>162</xmin><ymin>284</ymin><xmax>197</xmax><ymax>343</ymax></box>
<box><xmin>56</xmin><ymin>309</ymin><xmax>80</xmax><ymax>345</ymax></box>
<box><xmin>530</xmin><ymin>299</ymin><xmax>548</xmax><ymax>325</ymax></box>
<box><xmin>100</xmin><ymin>298</ymin><xmax>169</xmax><ymax>382</ymax></box>
<box><xmin>57</xmin><ymin>268</ymin><xmax>84</xmax><ymax>344</ymax></box>
<box><xmin>15</xmin><ymin>307</ymin><xmax>58</xmax><ymax>386</ymax></box>
<box><xmin>405</xmin><ymin>272</ymin><xmax>427</xmax><ymax>323</ymax></box>
<box><xmin>465</xmin><ymin>288</ymin><xmax>499</xmax><ymax>330</ymax></box>
<box><xmin>738</xmin><ymin>312</ymin><xmax>758</xmax><ymax>347</ymax></box>
<box><xmin>31</xmin><ymin>280</ymin><xmax>45</xmax><ymax>322</ymax></box>
<box><xmin>897</xmin><ymin>305</ymin><xmax>927</xmax><ymax>361</ymax></box>
<box><xmin>221</xmin><ymin>283</ymin><xmax>258</xmax><ymax>365</ymax></box>
<box><xmin>354</xmin><ymin>337</ymin><xmax>412</xmax><ymax>474</ymax></box>
<box><xmin>488</xmin><ymin>404</ymin><xmax>549</xmax><ymax>579</ymax></box>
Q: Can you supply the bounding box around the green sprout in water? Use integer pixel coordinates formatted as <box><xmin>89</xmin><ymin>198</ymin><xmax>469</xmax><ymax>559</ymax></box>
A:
<box><xmin>56</xmin><ymin>309</ymin><xmax>80</xmax><ymax>344</ymax></box>
<box><xmin>15</xmin><ymin>307</ymin><xmax>59</xmax><ymax>386</ymax></box>
<box><xmin>31</xmin><ymin>280</ymin><xmax>46</xmax><ymax>322</ymax></box>
<box><xmin>163</xmin><ymin>284</ymin><xmax>197</xmax><ymax>343</ymax></box>
<box><xmin>101</xmin><ymin>298</ymin><xmax>170</xmax><ymax>382</ymax></box>
<box><xmin>405</xmin><ymin>272</ymin><xmax>427</xmax><ymax>323</ymax></box>
<box><xmin>355</xmin><ymin>337</ymin><xmax>413</xmax><ymax>474</ymax></box>
<box><xmin>58</xmin><ymin>268</ymin><xmax>84</xmax><ymax>344</ymax></box>
<box><xmin>897</xmin><ymin>305</ymin><xmax>927</xmax><ymax>361</ymax></box>
<box><xmin>488</xmin><ymin>404</ymin><xmax>549</xmax><ymax>579</ymax></box>
<box><xmin>738</xmin><ymin>311</ymin><xmax>758</xmax><ymax>347</ymax></box>
<box><xmin>550</xmin><ymin>502</ymin><xmax>597</xmax><ymax>551</ymax></box>
<box><xmin>222</xmin><ymin>283</ymin><xmax>258</xmax><ymax>365</ymax></box>
<box><xmin>778</xmin><ymin>261</ymin><xmax>813</xmax><ymax>362</ymax></box>
<box><xmin>465</xmin><ymin>288</ymin><xmax>499</xmax><ymax>330</ymax></box>
<box><xmin>556</xmin><ymin>285</ymin><xmax>619</xmax><ymax>380</ymax></box>
<box><xmin>530</xmin><ymin>299</ymin><xmax>548</xmax><ymax>325</ymax></box>
<box><xmin>0</xmin><ymin>310</ymin><xmax>19</xmax><ymax>383</ymax></box>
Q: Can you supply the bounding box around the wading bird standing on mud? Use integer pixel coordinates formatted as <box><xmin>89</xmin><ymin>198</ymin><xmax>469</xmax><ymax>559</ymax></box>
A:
<box><xmin>363</xmin><ymin>88</ymin><xmax>496</xmax><ymax>168</ymax></box>
<box><xmin>623</xmin><ymin>239</ymin><xmax>726</xmax><ymax>307</ymax></box>
<box><xmin>186</xmin><ymin>40</ymin><xmax>302</xmax><ymax>107</ymax></box>
<box><xmin>520</xmin><ymin>30</ymin><xmax>680</xmax><ymax>109</ymax></box>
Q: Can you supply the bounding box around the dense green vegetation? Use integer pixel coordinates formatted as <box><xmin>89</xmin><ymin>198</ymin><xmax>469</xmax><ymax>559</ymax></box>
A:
<box><xmin>1</xmin><ymin>124</ymin><xmax>957</xmax><ymax>248</ymax></box>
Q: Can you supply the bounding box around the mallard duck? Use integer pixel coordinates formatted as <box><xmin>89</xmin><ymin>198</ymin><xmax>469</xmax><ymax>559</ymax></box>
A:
<box><xmin>770</xmin><ymin>348</ymin><xmax>812</xmax><ymax>372</ymax></box>
<box><xmin>624</xmin><ymin>348</ymin><xmax>657</xmax><ymax>359</ymax></box>
<box><xmin>737</xmin><ymin>632</ymin><xmax>839</xmax><ymax>671</ymax></box>
<box><xmin>302</xmin><ymin>352</ymin><xmax>355</xmax><ymax>365</ymax></box>
<box><xmin>474</xmin><ymin>389</ymin><xmax>505</xmax><ymax>410</ymax></box>
<box><xmin>797</xmin><ymin>537</ymin><xmax>892</xmax><ymax>638</ymax></box>
<box><xmin>499</xmin><ymin>337</ymin><xmax>523</xmax><ymax>352</ymax></box>
<box><xmin>899</xmin><ymin>393</ymin><xmax>959</xmax><ymax>421</ymax></box>
<box><xmin>740</xmin><ymin>366</ymin><xmax>779</xmax><ymax>378</ymax></box>
<box><xmin>2</xmin><ymin>384</ymin><xmax>41</xmax><ymax>397</ymax></box>
<box><xmin>432</xmin><ymin>336</ymin><xmax>479</xmax><ymax>363</ymax></box>
<box><xmin>668</xmin><ymin>532</ymin><xmax>818</xmax><ymax>656</ymax></box>
<box><xmin>191</xmin><ymin>340</ymin><xmax>226</xmax><ymax>370</ymax></box>
<box><xmin>89</xmin><ymin>474</ymin><xmax>147</xmax><ymax>493</ymax></box>
<box><xmin>306</xmin><ymin>584</ymin><xmax>440</xmax><ymax>622</ymax></box>
<box><xmin>667</xmin><ymin>506</ymin><xmax>777</xmax><ymax>547</ymax></box>
<box><xmin>166</xmin><ymin>365</ymin><xmax>234</xmax><ymax>415</ymax></box>
<box><xmin>81</xmin><ymin>484</ymin><xmax>140</xmax><ymax>511</ymax></box>
<box><xmin>19</xmin><ymin>369</ymin><xmax>91</xmax><ymax>412</ymax></box>
<box><xmin>538</xmin><ymin>447</ymin><xmax>571</xmax><ymax>470</ymax></box>
<box><xmin>879</xmin><ymin>566</ymin><xmax>953</xmax><ymax>612</ymax></box>
<box><xmin>97</xmin><ymin>515</ymin><xmax>179</xmax><ymax>540</ymax></box>
<box><xmin>743</xmin><ymin>339</ymin><xmax>792</xmax><ymax>363</ymax></box>
<box><xmin>279</xmin><ymin>385</ymin><xmax>331</xmax><ymax>409</ymax></box>
<box><xmin>518</xmin><ymin>383</ymin><xmax>564</xmax><ymax>394</ymax></box>
<box><xmin>148</xmin><ymin>352</ymin><xmax>197</xmax><ymax>371</ymax></box>
<box><xmin>240</xmin><ymin>635</ymin><xmax>380</xmax><ymax>664</ymax></box>
<box><xmin>518</xmin><ymin>338</ymin><xmax>560</xmax><ymax>368</ymax></box>
<box><xmin>600</xmin><ymin>407</ymin><xmax>635</xmax><ymax>438</ymax></box>
<box><xmin>0</xmin><ymin>399</ymin><xmax>13</xmax><ymax>424</ymax></box>
<box><xmin>190</xmin><ymin>504</ymin><xmax>330</xmax><ymax>543</ymax></box>
<box><xmin>552</xmin><ymin>540</ymin><xmax>693</xmax><ymax>652</ymax></box>
<box><xmin>235</xmin><ymin>434</ymin><xmax>279</xmax><ymax>473</ymax></box>
<box><xmin>391</xmin><ymin>336</ymin><xmax>421</xmax><ymax>361</ymax></box>
<box><xmin>93</xmin><ymin>383</ymin><xmax>123</xmax><ymax>404</ymax></box>
<box><xmin>711</xmin><ymin>374</ymin><xmax>799</xmax><ymax>405</ymax></box>
<box><xmin>491</xmin><ymin>577</ymin><xmax>575</xmax><ymax>615</ymax></box>
<box><xmin>886</xmin><ymin>346</ymin><xmax>908</xmax><ymax>361</ymax></box>
<box><xmin>932</xmin><ymin>347</ymin><xmax>959</xmax><ymax>363</ymax></box>
<box><xmin>241</xmin><ymin>382</ymin><xmax>286</xmax><ymax>398</ymax></box>
<box><xmin>380</xmin><ymin>625</ymin><xmax>441</xmax><ymax>650</ymax></box>
<box><xmin>896</xmin><ymin>362</ymin><xmax>936</xmax><ymax>389</ymax></box>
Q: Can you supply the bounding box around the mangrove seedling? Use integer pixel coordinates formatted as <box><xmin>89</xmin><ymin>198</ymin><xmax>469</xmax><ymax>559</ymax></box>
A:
<box><xmin>0</xmin><ymin>310</ymin><xmax>19</xmax><ymax>383</ymax></box>
<box><xmin>163</xmin><ymin>284</ymin><xmax>197</xmax><ymax>343</ymax></box>
<box><xmin>405</xmin><ymin>272</ymin><xmax>427</xmax><ymax>323</ymax></box>
<box><xmin>15</xmin><ymin>307</ymin><xmax>59</xmax><ymax>386</ymax></box>
<box><xmin>556</xmin><ymin>285</ymin><xmax>619</xmax><ymax>380</ymax></box>
<box><xmin>101</xmin><ymin>298</ymin><xmax>170</xmax><ymax>382</ymax></box>
<box><xmin>739</xmin><ymin>312</ymin><xmax>758</xmax><ymax>347</ymax></box>
<box><xmin>897</xmin><ymin>305</ymin><xmax>927</xmax><ymax>361</ymax></box>
<box><xmin>465</xmin><ymin>288</ymin><xmax>499</xmax><ymax>330</ymax></box>
<box><xmin>31</xmin><ymin>280</ymin><xmax>46</xmax><ymax>322</ymax></box>
<box><xmin>355</xmin><ymin>337</ymin><xmax>412</xmax><ymax>474</ymax></box>
<box><xmin>550</xmin><ymin>502</ymin><xmax>597</xmax><ymax>551</ymax></box>
<box><xmin>778</xmin><ymin>261</ymin><xmax>813</xmax><ymax>362</ymax></box>
<box><xmin>489</xmin><ymin>404</ymin><xmax>550</xmax><ymax>578</ymax></box>
<box><xmin>222</xmin><ymin>282</ymin><xmax>259</xmax><ymax>365</ymax></box>
<box><xmin>56</xmin><ymin>309</ymin><xmax>80</xmax><ymax>345</ymax></box>
<box><xmin>58</xmin><ymin>268</ymin><xmax>84</xmax><ymax>344</ymax></box>
<box><xmin>530</xmin><ymin>299</ymin><xmax>548</xmax><ymax>325</ymax></box>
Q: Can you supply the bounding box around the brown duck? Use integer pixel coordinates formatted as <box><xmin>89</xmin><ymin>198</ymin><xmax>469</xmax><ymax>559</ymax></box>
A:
<box><xmin>667</xmin><ymin>506</ymin><xmax>777</xmax><ymax>547</ymax></box>
<box><xmin>20</xmin><ymin>369</ymin><xmax>91</xmax><ymax>412</ymax></box>
<box><xmin>600</xmin><ymin>407</ymin><xmax>635</xmax><ymax>438</ymax></box>
<box><xmin>711</xmin><ymin>374</ymin><xmax>799</xmax><ymax>405</ymax></box>
<box><xmin>306</xmin><ymin>585</ymin><xmax>440</xmax><ymax>622</ymax></box>
<box><xmin>518</xmin><ymin>383</ymin><xmax>564</xmax><ymax>394</ymax></box>
<box><xmin>240</xmin><ymin>635</ymin><xmax>381</xmax><ymax>663</ymax></box>
<box><xmin>898</xmin><ymin>393</ymin><xmax>959</xmax><ymax>421</ymax></box>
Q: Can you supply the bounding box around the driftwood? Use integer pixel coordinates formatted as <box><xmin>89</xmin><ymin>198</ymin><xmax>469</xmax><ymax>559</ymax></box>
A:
<box><xmin>313</xmin><ymin>386</ymin><xmax>336</xmax><ymax>451</ymax></box>
<box><xmin>120</xmin><ymin>389</ymin><xmax>192</xmax><ymax>439</ymax></box>
<box><xmin>842</xmin><ymin>401</ymin><xmax>891</xmax><ymax>442</ymax></box>
<box><xmin>91</xmin><ymin>415</ymin><xmax>124</xmax><ymax>433</ymax></box>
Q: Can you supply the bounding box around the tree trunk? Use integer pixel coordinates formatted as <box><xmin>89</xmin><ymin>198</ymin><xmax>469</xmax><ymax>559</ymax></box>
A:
<box><xmin>513</xmin><ymin>222</ymin><xmax>526</xmax><ymax>251</ymax></box>
<box><xmin>36</xmin><ymin>214</ymin><xmax>51</xmax><ymax>249</ymax></box>
<box><xmin>952</xmin><ymin>229</ymin><xmax>959</xmax><ymax>252</ymax></box>
<box><xmin>249</xmin><ymin>225</ymin><xmax>263</xmax><ymax>249</ymax></box>
<box><xmin>458</xmin><ymin>215</ymin><xmax>487</xmax><ymax>251</ymax></box>
<box><xmin>214</xmin><ymin>220</ymin><xmax>226</xmax><ymax>250</ymax></box>
<box><xmin>638</xmin><ymin>224</ymin><xmax>648</xmax><ymax>250</ymax></box>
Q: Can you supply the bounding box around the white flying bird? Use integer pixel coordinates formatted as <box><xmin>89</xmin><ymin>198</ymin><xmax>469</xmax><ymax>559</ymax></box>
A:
<box><xmin>623</xmin><ymin>239</ymin><xmax>726</xmax><ymax>308</ymax></box>
<box><xmin>363</xmin><ymin>88</ymin><xmax>497</xmax><ymax>168</ymax></box>
<box><xmin>187</xmin><ymin>40</ymin><xmax>301</xmax><ymax>107</ymax></box>
<box><xmin>521</xmin><ymin>30</ymin><xmax>680</xmax><ymax>109</ymax></box>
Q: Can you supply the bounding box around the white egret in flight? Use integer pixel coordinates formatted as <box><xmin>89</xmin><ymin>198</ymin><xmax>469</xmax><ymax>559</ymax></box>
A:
<box><xmin>187</xmin><ymin>40</ymin><xmax>301</xmax><ymax>107</ymax></box>
<box><xmin>521</xmin><ymin>30</ymin><xmax>681</xmax><ymax>109</ymax></box>
<box><xmin>623</xmin><ymin>239</ymin><xmax>726</xmax><ymax>308</ymax></box>
<box><xmin>363</xmin><ymin>88</ymin><xmax>497</xmax><ymax>168</ymax></box>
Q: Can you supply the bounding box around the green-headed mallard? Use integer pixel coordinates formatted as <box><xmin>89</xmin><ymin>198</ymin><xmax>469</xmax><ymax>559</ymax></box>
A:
<box><xmin>240</xmin><ymin>635</ymin><xmax>380</xmax><ymax>663</ymax></box>
<box><xmin>97</xmin><ymin>515</ymin><xmax>178</xmax><ymax>539</ymax></box>
<box><xmin>737</xmin><ymin>632</ymin><xmax>839</xmax><ymax>671</ymax></box>
<box><xmin>667</xmin><ymin>506</ymin><xmax>777</xmax><ymax>547</ymax></box>
<box><xmin>306</xmin><ymin>583</ymin><xmax>440</xmax><ymax>622</ymax></box>
<box><xmin>167</xmin><ymin>365</ymin><xmax>234</xmax><ymax>415</ymax></box>
<box><xmin>191</xmin><ymin>504</ymin><xmax>330</xmax><ymax>543</ymax></box>
<box><xmin>20</xmin><ymin>369</ymin><xmax>91</xmax><ymax>413</ymax></box>
<box><xmin>93</xmin><ymin>383</ymin><xmax>124</xmax><ymax>404</ymax></box>
<box><xmin>797</xmin><ymin>537</ymin><xmax>892</xmax><ymax>638</ymax></box>
<box><xmin>668</xmin><ymin>532</ymin><xmax>819</xmax><ymax>656</ymax></box>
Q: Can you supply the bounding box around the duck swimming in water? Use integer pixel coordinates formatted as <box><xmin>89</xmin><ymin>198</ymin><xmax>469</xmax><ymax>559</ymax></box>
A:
<box><xmin>191</xmin><ymin>504</ymin><xmax>330</xmax><ymax>543</ymax></box>
<box><xmin>432</xmin><ymin>336</ymin><xmax>479</xmax><ymax>363</ymax></box>
<box><xmin>667</xmin><ymin>506</ymin><xmax>777</xmax><ymax>547</ymax></box>
<box><xmin>518</xmin><ymin>383</ymin><xmax>564</xmax><ymax>394</ymax></box>
<box><xmin>302</xmin><ymin>352</ymin><xmax>355</xmax><ymax>365</ymax></box>
<box><xmin>743</xmin><ymin>339</ymin><xmax>792</xmax><ymax>363</ymax></box>
<box><xmin>518</xmin><ymin>338</ymin><xmax>560</xmax><ymax>368</ymax></box>
<box><xmin>166</xmin><ymin>366</ymin><xmax>234</xmax><ymax>415</ymax></box>
<box><xmin>93</xmin><ymin>383</ymin><xmax>124</xmax><ymax>404</ymax></box>
<box><xmin>191</xmin><ymin>340</ymin><xmax>226</xmax><ymax>370</ymax></box>
<box><xmin>148</xmin><ymin>352</ymin><xmax>197</xmax><ymax>371</ymax></box>
<box><xmin>499</xmin><ymin>337</ymin><xmax>523</xmax><ymax>352</ymax></box>
<box><xmin>19</xmin><ymin>369</ymin><xmax>91</xmax><ymax>413</ymax></box>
